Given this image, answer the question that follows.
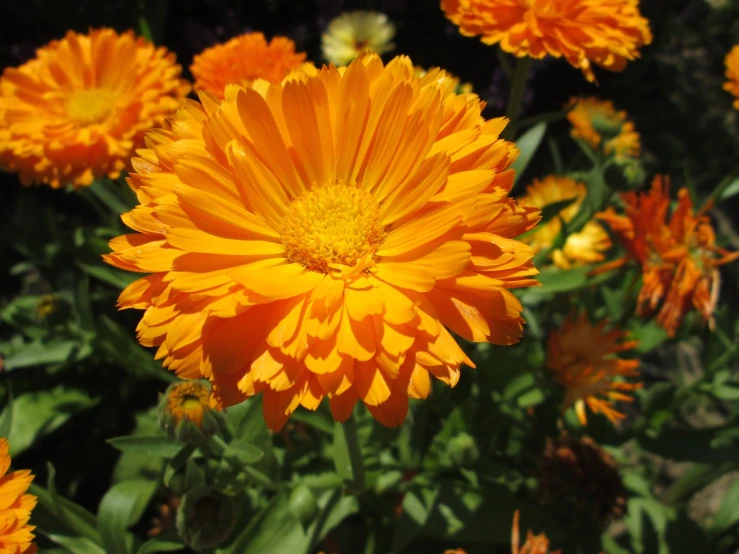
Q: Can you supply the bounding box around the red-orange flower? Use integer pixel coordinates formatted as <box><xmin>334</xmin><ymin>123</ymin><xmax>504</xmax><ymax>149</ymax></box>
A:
<box><xmin>0</xmin><ymin>28</ymin><xmax>189</xmax><ymax>188</ymax></box>
<box><xmin>191</xmin><ymin>33</ymin><xmax>306</xmax><ymax>99</ymax></box>
<box><xmin>512</xmin><ymin>510</ymin><xmax>560</xmax><ymax>554</ymax></box>
<box><xmin>440</xmin><ymin>0</ymin><xmax>652</xmax><ymax>82</ymax></box>
<box><xmin>598</xmin><ymin>176</ymin><xmax>739</xmax><ymax>337</ymax></box>
<box><xmin>724</xmin><ymin>45</ymin><xmax>739</xmax><ymax>109</ymax></box>
<box><xmin>0</xmin><ymin>438</ymin><xmax>38</xmax><ymax>554</ymax></box>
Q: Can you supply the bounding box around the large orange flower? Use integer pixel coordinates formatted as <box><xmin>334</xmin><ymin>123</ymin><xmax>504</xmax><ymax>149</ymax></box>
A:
<box><xmin>0</xmin><ymin>29</ymin><xmax>189</xmax><ymax>188</ymax></box>
<box><xmin>440</xmin><ymin>0</ymin><xmax>652</xmax><ymax>82</ymax></box>
<box><xmin>724</xmin><ymin>45</ymin><xmax>739</xmax><ymax>109</ymax></box>
<box><xmin>522</xmin><ymin>176</ymin><xmax>611</xmax><ymax>269</ymax></box>
<box><xmin>598</xmin><ymin>176</ymin><xmax>739</xmax><ymax>337</ymax></box>
<box><xmin>0</xmin><ymin>439</ymin><xmax>37</xmax><ymax>554</ymax></box>
<box><xmin>191</xmin><ymin>33</ymin><xmax>306</xmax><ymax>99</ymax></box>
<box><xmin>104</xmin><ymin>54</ymin><xmax>540</xmax><ymax>431</ymax></box>
<box><xmin>546</xmin><ymin>313</ymin><xmax>641</xmax><ymax>425</ymax></box>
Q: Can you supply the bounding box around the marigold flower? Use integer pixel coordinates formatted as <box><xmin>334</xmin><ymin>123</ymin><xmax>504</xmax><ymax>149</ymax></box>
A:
<box><xmin>522</xmin><ymin>176</ymin><xmax>611</xmax><ymax>269</ymax></box>
<box><xmin>724</xmin><ymin>45</ymin><xmax>739</xmax><ymax>109</ymax></box>
<box><xmin>597</xmin><ymin>176</ymin><xmax>739</xmax><ymax>337</ymax></box>
<box><xmin>567</xmin><ymin>97</ymin><xmax>640</xmax><ymax>158</ymax></box>
<box><xmin>322</xmin><ymin>11</ymin><xmax>395</xmax><ymax>66</ymax></box>
<box><xmin>0</xmin><ymin>28</ymin><xmax>189</xmax><ymax>188</ymax></box>
<box><xmin>191</xmin><ymin>33</ymin><xmax>306</xmax><ymax>99</ymax></box>
<box><xmin>0</xmin><ymin>438</ymin><xmax>38</xmax><ymax>554</ymax></box>
<box><xmin>441</xmin><ymin>0</ymin><xmax>652</xmax><ymax>83</ymax></box>
<box><xmin>536</xmin><ymin>435</ymin><xmax>627</xmax><ymax>531</ymax></box>
<box><xmin>104</xmin><ymin>54</ymin><xmax>540</xmax><ymax>431</ymax></box>
<box><xmin>546</xmin><ymin>313</ymin><xmax>640</xmax><ymax>425</ymax></box>
<box><xmin>512</xmin><ymin>510</ymin><xmax>560</xmax><ymax>554</ymax></box>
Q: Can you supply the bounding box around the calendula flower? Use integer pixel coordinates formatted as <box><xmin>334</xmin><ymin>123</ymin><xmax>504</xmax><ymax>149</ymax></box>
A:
<box><xmin>568</xmin><ymin>97</ymin><xmax>641</xmax><ymax>158</ymax></box>
<box><xmin>415</xmin><ymin>66</ymin><xmax>474</xmax><ymax>96</ymax></box>
<box><xmin>441</xmin><ymin>0</ymin><xmax>652</xmax><ymax>83</ymax></box>
<box><xmin>322</xmin><ymin>11</ymin><xmax>395</xmax><ymax>66</ymax></box>
<box><xmin>511</xmin><ymin>510</ymin><xmax>560</xmax><ymax>554</ymax></box>
<box><xmin>547</xmin><ymin>313</ymin><xmax>641</xmax><ymax>425</ymax></box>
<box><xmin>104</xmin><ymin>54</ymin><xmax>540</xmax><ymax>431</ymax></box>
<box><xmin>0</xmin><ymin>28</ymin><xmax>189</xmax><ymax>188</ymax></box>
<box><xmin>191</xmin><ymin>33</ymin><xmax>306</xmax><ymax>99</ymax></box>
<box><xmin>536</xmin><ymin>435</ymin><xmax>627</xmax><ymax>531</ymax></box>
<box><xmin>158</xmin><ymin>381</ymin><xmax>222</xmax><ymax>443</ymax></box>
<box><xmin>598</xmin><ymin>176</ymin><xmax>739</xmax><ymax>337</ymax></box>
<box><xmin>522</xmin><ymin>176</ymin><xmax>611</xmax><ymax>269</ymax></box>
<box><xmin>724</xmin><ymin>45</ymin><xmax>739</xmax><ymax>109</ymax></box>
<box><xmin>0</xmin><ymin>438</ymin><xmax>38</xmax><ymax>554</ymax></box>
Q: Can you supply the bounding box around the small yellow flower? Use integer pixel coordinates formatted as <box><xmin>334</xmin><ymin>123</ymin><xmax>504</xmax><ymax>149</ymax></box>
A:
<box><xmin>724</xmin><ymin>45</ymin><xmax>739</xmax><ymax>109</ymax></box>
<box><xmin>567</xmin><ymin>97</ymin><xmax>641</xmax><ymax>158</ymax></box>
<box><xmin>0</xmin><ymin>438</ymin><xmax>38</xmax><ymax>554</ymax></box>
<box><xmin>322</xmin><ymin>11</ymin><xmax>395</xmax><ymax>66</ymax></box>
<box><xmin>521</xmin><ymin>176</ymin><xmax>611</xmax><ymax>269</ymax></box>
<box><xmin>546</xmin><ymin>313</ymin><xmax>641</xmax><ymax>425</ymax></box>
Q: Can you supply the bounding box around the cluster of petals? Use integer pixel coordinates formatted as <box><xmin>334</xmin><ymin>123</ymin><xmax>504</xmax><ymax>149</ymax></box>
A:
<box><xmin>511</xmin><ymin>510</ymin><xmax>560</xmax><ymax>554</ymax></box>
<box><xmin>104</xmin><ymin>54</ymin><xmax>540</xmax><ymax>431</ymax></box>
<box><xmin>321</xmin><ymin>11</ymin><xmax>396</xmax><ymax>66</ymax></box>
<box><xmin>522</xmin><ymin>176</ymin><xmax>611</xmax><ymax>269</ymax></box>
<box><xmin>598</xmin><ymin>176</ymin><xmax>739</xmax><ymax>337</ymax></box>
<box><xmin>191</xmin><ymin>32</ymin><xmax>306</xmax><ymax>99</ymax></box>
<box><xmin>0</xmin><ymin>439</ymin><xmax>37</xmax><ymax>554</ymax></box>
<box><xmin>724</xmin><ymin>45</ymin><xmax>739</xmax><ymax>109</ymax></box>
<box><xmin>0</xmin><ymin>28</ymin><xmax>189</xmax><ymax>188</ymax></box>
<box><xmin>567</xmin><ymin>97</ymin><xmax>640</xmax><ymax>158</ymax></box>
<box><xmin>441</xmin><ymin>0</ymin><xmax>652</xmax><ymax>82</ymax></box>
<box><xmin>546</xmin><ymin>312</ymin><xmax>641</xmax><ymax>425</ymax></box>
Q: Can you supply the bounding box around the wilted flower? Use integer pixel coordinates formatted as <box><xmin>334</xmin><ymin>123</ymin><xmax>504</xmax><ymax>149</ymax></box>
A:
<box><xmin>0</xmin><ymin>438</ymin><xmax>38</xmax><ymax>554</ymax></box>
<box><xmin>440</xmin><ymin>0</ymin><xmax>652</xmax><ymax>83</ymax></box>
<box><xmin>191</xmin><ymin>32</ymin><xmax>306</xmax><ymax>99</ymax></box>
<box><xmin>104</xmin><ymin>54</ymin><xmax>540</xmax><ymax>431</ymax></box>
<box><xmin>536</xmin><ymin>435</ymin><xmax>627</xmax><ymax>531</ymax></box>
<box><xmin>322</xmin><ymin>11</ymin><xmax>395</xmax><ymax>66</ymax></box>
<box><xmin>176</xmin><ymin>486</ymin><xmax>236</xmax><ymax>550</ymax></box>
<box><xmin>0</xmin><ymin>28</ymin><xmax>189</xmax><ymax>188</ymax></box>
<box><xmin>568</xmin><ymin>97</ymin><xmax>641</xmax><ymax>158</ymax></box>
<box><xmin>598</xmin><ymin>176</ymin><xmax>739</xmax><ymax>337</ymax></box>
<box><xmin>546</xmin><ymin>312</ymin><xmax>641</xmax><ymax>425</ymax></box>
<box><xmin>511</xmin><ymin>510</ymin><xmax>560</xmax><ymax>554</ymax></box>
<box><xmin>723</xmin><ymin>45</ymin><xmax>739</xmax><ymax>109</ymax></box>
<box><xmin>158</xmin><ymin>381</ymin><xmax>222</xmax><ymax>443</ymax></box>
<box><xmin>522</xmin><ymin>176</ymin><xmax>611</xmax><ymax>269</ymax></box>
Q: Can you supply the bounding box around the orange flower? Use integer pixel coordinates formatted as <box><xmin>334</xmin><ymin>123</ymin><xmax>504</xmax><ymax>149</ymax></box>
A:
<box><xmin>0</xmin><ymin>439</ymin><xmax>38</xmax><ymax>554</ymax></box>
<box><xmin>598</xmin><ymin>176</ymin><xmax>739</xmax><ymax>337</ymax></box>
<box><xmin>567</xmin><ymin>97</ymin><xmax>640</xmax><ymax>158</ymax></box>
<box><xmin>521</xmin><ymin>176</ymin><xmax>611</xmax><ymax>269</ymax></box>
<box><xmin>724</xmin><ymin>45</ymin><xmax>739</xmax><ymax>109</ymax></box>
<box><xmin>546</xmin><ymin>313</ymin><xmax>641</xmax><ymax>425</ymax></box>
<box><xmin>440</xmin><ymin>0</ymin><xmax>652</xmax><ymax>83</ymax></box>
<box><xmin>512</xmin><ymin>510</ymin><xmax>560</xmax><ymax>554</ymax></box>
<box><xmin>0</xmin><ymin>28</ymin><xmax>189</xmax><ymax>188</ymax></box>
<box><xmin>104</xmin><ymin>54</ymin><xmax>540</xmax><ymax>431</ymax></box>
<box><xmin>191</xmin><ymin>33</ymin><xmax>306</xmax><ymax>99</ymax></box>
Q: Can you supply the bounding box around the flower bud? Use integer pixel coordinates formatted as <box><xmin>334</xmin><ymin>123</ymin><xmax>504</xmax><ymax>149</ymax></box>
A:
<box><xmin>176</xmin><ymin>485</ymin><xmax>236</xmax><ymax>550</ymax></box>
<box><xmin>158</xmin><ymin>381</ymin><xmax>222</xmax><ymax>444</ymax></box>
<box><xmin>290</xmin><ymin>484</ymin><xmax>319</xmax><ymax>526</ymax></box>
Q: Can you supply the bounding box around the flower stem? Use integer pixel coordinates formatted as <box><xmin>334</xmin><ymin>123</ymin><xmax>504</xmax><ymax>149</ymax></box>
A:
<box><xmin>502</xmin><ymin>56</ymin><xmax>532</xmax><ymax>140</ymax></box>
<box><xmin>333</xmin><ymin>414</ymin><xmax>365</xmax><ymax>493</ymax></box>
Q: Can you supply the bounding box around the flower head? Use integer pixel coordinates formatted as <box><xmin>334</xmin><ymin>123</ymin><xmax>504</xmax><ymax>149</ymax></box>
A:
<box><xmin>546</xmin><ymin>312</ymin><xmax>640</xmax><ymax>425</ymax></box>
<box><xmin>521</xmin><ymin>176</ymin><xmax>611</xmax><ymax>269</ymax></box>
<box><xmin>322</xmin><ymin>11</ymin><xmax>395</xmax><ymax>66</ymax></box>
<box><xmin>0</xmin><ymin>438</ymin><xmax>38</xmax><ymax>554</ymax></box>
<box><xmin>536</xmin><ymin>435</ymin><xmax>627</xmax><ymax>531</ymax></box>
<box><xmin>441</xmin><ymin>0</ymin><xmax>652</xmax><ymax>83</ymax></box>
<box><xmin>0</xmin><ymin>28</ymin><xmax>189</xmax><ymax>188</ymax></box>
<box><xmin>158</xmin><ymin>381</ymin><xmax>222</xmax><ymax>443</ymax></box>
<box><xmin>568</xmin><ymin>97</ymin><xmax>640</xmax><ymax>158</ymax></box>
<box><xmin>191</xmin><ymin>33</ymin><xmax>306</xmax><ymax>99</ymax></box>
<box><xmin>598</xmin><ymin>176</ymin><xmax>739</xmax><ymax>336</ymax></box>
<box><xmin>512</xmin><ymin>510</ymin><xmax>560</xmax><ymax>554</ymax></box>
<box><xmin>724</xmin><ymin>45</ymin><xmax>739</xmax><ymax>109</ymax></box>
<box><xmin>104</xmin><ymin>54</ymin><xmax>540</xmax><ymax>431</ymax></box>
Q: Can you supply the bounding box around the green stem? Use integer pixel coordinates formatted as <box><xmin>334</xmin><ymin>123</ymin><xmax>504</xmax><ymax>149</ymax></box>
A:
<box><xmin>334</xmin><ymin>415</ymin><xmax>365</xmax><ymax>493</ymax></box>
<box><xmin>502</xmin><ymin>56</ymin><xmax>532</xmax><ymax>140</ymax></box>
<box><xmin>518</xmin><ymin>109</ymin><xmax>568</xmax><ymax>130</ymax></box>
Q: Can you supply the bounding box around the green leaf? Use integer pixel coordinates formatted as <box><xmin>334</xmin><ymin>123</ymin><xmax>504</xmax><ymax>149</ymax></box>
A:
<box><xmin>0</xmin><ymin>392</ymin><xmax>12</xmax><ymax>439</ymax></box>
<box><xmin>88</xmin><ymin>179</ymin><xmax>136</xmax><ymax>215</ymax></box>
<box><xmin>98</xmin><ymin>479</ymin><xmax>157</xmax><ymax>554</ymax></box>
<box><xmin>2</xmin><ymin>339</ymin><xmax>79</xmax><ymax>371</ymax></box>
<box><xmin>711</xmin><ymin>478</ymin><xmax>739</xmax><ymax>536</ymax></box>
<box><xmin>392</xmin><ymin>482</ymin><xmax>440</xmax><ymax>551</ymax></box>
<box><xmin>333</xmin><ymin>417</ymin><xmax>365</xmax><ymax>492</ymax></box>
<box><xmin>511</xmin><ymin>122</ymin><xmax>547</xmax><ymax>186</ymax></box>
<box><xmin>137</xmin><ymin>531</ymin><xmax>185</xmax><ymax>554</ymax></box>
<box><xmin>639</xmin><ymin>429</ymin><xmax>739</xmax><ymax>463</ymax></box>
<box><xmin>96</xmin><ymin>315</ymin><xmax>172</xmax><ymax>381</ymax></box>
<box><xmin>538</xmin><ymin>196</ymin><xmax>579</xmax><ymax>227</ymax></box>
<box><xmin>107</xmin><ymin>435</ymin><xmax>185</xmax><ymax>458</ymax></box>
<box><xmin>223</xmin><ymin>439</ymin><xmax>264</xmax><ymax>465</ymax></box>
<box><xmin>30</xmin><ymin>482</ymin><xmax>101</xmax><ymax>544</ymax></box>
<box><xmin>45</xmin><ymin>534</ymin><xmax>106</xmax><ymax>554</ymax></box>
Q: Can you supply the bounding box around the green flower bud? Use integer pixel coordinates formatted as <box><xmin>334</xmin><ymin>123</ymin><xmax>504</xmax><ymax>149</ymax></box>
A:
<box><xmin>289</xmin><ymin>484</ymin><xmax>318</xmax><ymax>526</ymax></box>
<box><xmin>446</xmin><ymin>432</ymin><xmax>480</xmax><ymax>467</ymax></box>
<box><xmin>605</xmin><ymin>157</ymin><xmax>647</xmax><ymax>191</ymax></box>
<box><xmin>158</xmin><ymin>381</ymin><xmax>223</xmax><ymax>444</ymax></box>
<box><xmin>176</xmin><ymin>485</ymin><xmax>236</xmax><ymax>550</ymax></box>
<box><xmin>590</xmin><ymin>111</ymin><xmax>623</xmax><ymax>139</ymax></box>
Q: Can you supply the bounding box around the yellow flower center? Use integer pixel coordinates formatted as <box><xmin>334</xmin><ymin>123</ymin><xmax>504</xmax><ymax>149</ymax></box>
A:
<box><xmin>281</xmin><ymin>182</ymin><xmax>385</xmax><ymax>273</ymax></box>
<box><xmin>66</xmin><ymin>89</ymin><xmax>117</xmax><ymax>125</ymax></box>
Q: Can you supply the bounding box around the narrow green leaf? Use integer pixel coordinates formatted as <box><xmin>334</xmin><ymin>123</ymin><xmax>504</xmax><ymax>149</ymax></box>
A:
<box><xmin>511</xmin><ymin>122</ymin><xmax>547</xmax><ymax>186</ymax></box>
<box><xmin>3</xmin><ymin>340</ymin><xmax>78</xmax><ymax>371</ymax></box>
<box><xmin>45</xmin><ymin>534</ymin><xmax>106</xmax><ymax>554</ymax></box>
<box><xmin>88</xmin><ymin>179</ymin><xmax>135</xmax><ymax>215</ymax></box>
<box><xmin>30</xmin><ymin>482</ymin><xmax>101</xmax><ymax>544</ymax></box>
<box><xmin>137</xmin><ymin>531</ymin><xmax>184</xmax><ymax>554</ymax></box>
<box><xmin>333</xmin><ymin>417</ymin><xmax>365</xmax><ymax>492</ymax></box>
<box><xmin>107</xmin><ymin>435</ymin><xmax>184</xmax><ymax>458</ymax></box>
<box><xmin>98</xmin><ymin>479</ymin><xmax>157</xmax><ymax>554</ymax></box>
